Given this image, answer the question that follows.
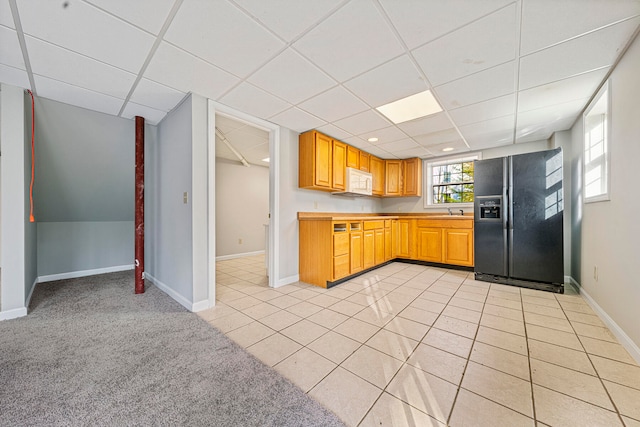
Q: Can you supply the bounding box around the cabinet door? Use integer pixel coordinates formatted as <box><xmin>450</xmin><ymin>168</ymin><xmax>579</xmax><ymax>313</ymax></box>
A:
<box><xmin>374</xmin><ymin>229</ymin><xmax>385</xmax><ymax>265</ymax></box>
<box><xmin>363</xmin><ymin>230</ymin><xmax>375</xmax><ymax>269</ymax></box>
<box><xmin>416</xmin><ymin>227</ymin><xmax>442</xmax><ymax>262</ymax></box>
<box><xmin>391</xmin><ymin>220</ymin><xmax>398</xmax><ymax>258</ymax></box>
<box><xmin>314</xmin><ymin>132</ymin><xmax>333</xmax><ymax>188</ymax></box>
<box><xmin>370</xmin><ymin>156</ymin><xmax>385</xmax><ymax>196</ymax></box>
<box><xmin>384</xmin><ymin>228</ymin><xmax>392</xmax><ymax>261</ymax></box>
<box><xmin>333</xmin><ymin>254</ymin><xmax>350</xmax><ymax>280</ymax></box>
<box><xmin>347</xmin><ymin>146</ymin><xmax>360</xmax><ymax>169</ymax></box>
<box><xmin>332</xmin><ymin>141</ymin><xmax>346</xmax><ymax>191</ymax></box>
<box><xmin>398</xmin><ymin>220</ymin><xmax>411</xmax><ymax>258</ymax></box>
<box><xmin>444</xmin><ymin>228</ymin><xmax>474</xmax><ymax>266</ymax></box>
<box><xmin>403</xmin><ymin>158</ymin><xmax>422</xmax><ymax>196</ymax></box>
<box><xmin>350</xmin><ymin>232</ymin><xmax>363</xmax><ymax>274</ymax></box>
<box><xmin>385</xmin><ymin>160</ymin><xmax>403</xmax><ymax>196</ymax></box>
<box><xmin>359</xmin><ymin>152</ymin><xmax>370</xmax><ymax>172</ymax></box>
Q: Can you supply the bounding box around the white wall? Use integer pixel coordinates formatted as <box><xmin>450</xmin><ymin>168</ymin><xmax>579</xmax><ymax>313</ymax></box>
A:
<box><xmin>570</xmin><ymin>33</ymin><xmax>640</xmax><ymax>354</ymax></box>
<box><xmin>147</xmin><ymin>93</ymin><xmax>209</xmax><ymax>310</ymax></box>
<box><xmin>215</xmin><ymin>158</ymin><xmax>269</xmax><ymax>257</ymax></box>
<box><xmin>0</xmin><ymin>83</ymin><xmax>36</xmax><ymax>319</ymax></box>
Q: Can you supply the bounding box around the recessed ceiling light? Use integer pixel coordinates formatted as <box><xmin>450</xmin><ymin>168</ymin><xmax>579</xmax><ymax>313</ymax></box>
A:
<box><xmin>261</xmin><ymin>157</ymin><xmax>270</xmax><ymax>162</ymax></box>
<box><xmin>442</xmin><ymin>147</ymin><xmax>454</xmax><ymax>152</ymax></box>
<box><xmin>376</xmin><ymin>90</ymin><xmax>442</xmax><ymax>124</ymax></box>
<box><xmin>367</xmin><ymin>137</ymin><xmax>378</xmax><ymax>143</ymax></box>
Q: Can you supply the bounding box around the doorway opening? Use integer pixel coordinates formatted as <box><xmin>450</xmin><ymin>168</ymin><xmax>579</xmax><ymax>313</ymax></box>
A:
<box><xmin>207</xmin><ymin>101</ymin><xmax>280</xmax><ymax>307</ymax></box>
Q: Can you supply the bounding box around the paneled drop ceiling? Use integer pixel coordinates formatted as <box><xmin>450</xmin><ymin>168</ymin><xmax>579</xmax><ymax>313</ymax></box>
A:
<box><xmin>1</xmin><ymin>0</ymin><xmax>639</xmax><ymax>161</ymax></box>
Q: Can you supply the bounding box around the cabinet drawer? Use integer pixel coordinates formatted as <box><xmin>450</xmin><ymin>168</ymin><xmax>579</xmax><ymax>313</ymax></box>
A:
<box><xmin>333</xmin><ymin>254</ymin><xmax>350</xmax><ymax>279</ymax></box>
<box><xmin>333</xmin><ymin>233</ymin><xmax>349</xmax><ymax>256</ymax></box>
<box><xmin>364</xmin><ymin>220</ymin><xmax>384</xmax><ymax>230</ymax></box>
<box><xmin>417</xmin><ymin>219</ymin><xmax>473</xmax><ymax>229</ymax></box>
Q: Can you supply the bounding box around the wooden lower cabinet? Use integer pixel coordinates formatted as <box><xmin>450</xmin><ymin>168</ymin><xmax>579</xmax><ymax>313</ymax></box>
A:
<box><xmin>350</xmin><ymin>231</ymin><xmax>363</xmax><ymax>273</ymax></box>
<box><xmin>444</xmin><ymin>228</ymin><xmax>474</xmax><ymax>267</ymax></box>
<box><xmin>416</xmin><ymin>227</ymin><xmax>442</xmax><ymax>262</ymax></box>
<box><xmin>299</xmin><ymin>216</ymin><xmax>473</xmax><ymax>288</ymax></box>
<box><xmin>363</xmin><ymin>230</ymin><xmax>375</xmax><ymax>269</ymax></box>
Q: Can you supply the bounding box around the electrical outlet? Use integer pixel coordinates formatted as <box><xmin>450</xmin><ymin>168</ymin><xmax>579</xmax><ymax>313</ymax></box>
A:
<box><xmin>238</xmin><ymin>238</ymin><xmax>243</xmax><ymax>244</ymax></box>
<box><xmin>183</xmin><ymin>192</ymin><xmax>188</xmax><ymax>204</ymax></box>
<box><xmin>593</xmin><ymin>265</ymin><xmax>598</xmax><ymax>282</ymax></box>
<box><xmin>314</xmin><ymin>201</ymin><xmax>318</xmax><ymax>209</ymax></box>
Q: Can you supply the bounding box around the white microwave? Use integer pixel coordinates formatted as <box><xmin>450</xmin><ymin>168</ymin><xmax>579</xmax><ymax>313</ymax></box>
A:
<box><xmin>333</xmin><ymin>167</ymin><xmax>373</xmax><ymax>196</ymax></box>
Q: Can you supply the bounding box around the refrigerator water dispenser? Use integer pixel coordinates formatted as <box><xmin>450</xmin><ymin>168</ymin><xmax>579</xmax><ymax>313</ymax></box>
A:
<box><xmin>477</xmin><ymin>196</ymin><xmax>502</xmax><ymax>220</ymax></box>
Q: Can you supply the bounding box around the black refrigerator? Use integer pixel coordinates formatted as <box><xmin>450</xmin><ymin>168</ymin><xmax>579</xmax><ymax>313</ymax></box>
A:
<box><xmin>473</xmin><ymin>148</ymin><xmax>564</xmax><ymax>293</ymax></box>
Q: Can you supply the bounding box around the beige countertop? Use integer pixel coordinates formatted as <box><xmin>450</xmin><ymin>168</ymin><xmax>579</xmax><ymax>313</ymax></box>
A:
<box><xmin>297</xmin><ymin>212</ymin><xmax>473</xmax><ymax>221</ymax></box>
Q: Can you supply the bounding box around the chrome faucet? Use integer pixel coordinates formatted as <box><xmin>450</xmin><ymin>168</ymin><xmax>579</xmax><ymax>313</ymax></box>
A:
<box><xmin>447</xmin><ymin>208</ymin><xmax>453</xmax><ymax>216</ymax></box>
<box><xmin>459</xmin><ymin>209</ymin><xmax>464</xmax><ymax>216</ymax></box>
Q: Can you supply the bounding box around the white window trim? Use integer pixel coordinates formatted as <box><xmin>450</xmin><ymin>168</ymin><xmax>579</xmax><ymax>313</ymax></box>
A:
<box><xmin>423</xmin><ymin>153</ymin><xmax>481</xmax><ymax>209</ymax></box>
<box><xmin>583</xmin><ymin>80</ymin><xmax>611</xmax><ymax>204</ymax></box>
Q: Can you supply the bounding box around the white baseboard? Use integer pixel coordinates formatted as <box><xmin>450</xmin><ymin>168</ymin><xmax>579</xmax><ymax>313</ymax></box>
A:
<box><xmin>0</xmin><ymin>306</ymin><xmax>27</xmax><ymax>321</ymax></box>
<box><xmin>565</xmin><ymin>275</ymin><xmax>580</xmax><ymax>293</ymax></box>
<box><xmin>38</xmin><ymin>264</ymin><xmax>134</xmax><ymax>283</ymax></box>
<box><xmin>275</xmin><ymin>274</ymin><xmax>300</xmax><ymax>288</ymax></box>
<box><xmin>215</xmin><ymin>250</ymin><xmax>265</xmax><ymax>262</ymax></box>
<box><xmin>577</xmin><ymin>281</ymin><xmax>640</xmax><ymax>365</ymax></box>
<box><xmin>145</xmin><ymin>273</ymin><xmax>209</xmax><ymax>312</ymax></box>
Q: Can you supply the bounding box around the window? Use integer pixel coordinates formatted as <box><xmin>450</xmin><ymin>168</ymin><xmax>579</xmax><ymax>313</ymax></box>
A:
<box><xmin>424</xmin><ymin>155</ymin><xmax>479</xmax><ymax>207</ymax></box>
<box><xmin>583</xmin><ymin>81</ymin><xmax>610</xmax><ymax>202</ymax></box>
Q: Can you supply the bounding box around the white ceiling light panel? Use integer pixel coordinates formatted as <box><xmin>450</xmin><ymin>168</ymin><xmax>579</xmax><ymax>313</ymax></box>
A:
<box><xmin>376</xmin><ymin>90</ymin><xmax>443</xmax><ymax>124</ymax></box>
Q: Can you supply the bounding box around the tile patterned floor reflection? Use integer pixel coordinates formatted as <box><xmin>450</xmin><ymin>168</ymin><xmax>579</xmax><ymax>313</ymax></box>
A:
<box><xmin>199</xmin><ymin>255</ymin><xmax>640</xmax><ymax>426</ymax></box>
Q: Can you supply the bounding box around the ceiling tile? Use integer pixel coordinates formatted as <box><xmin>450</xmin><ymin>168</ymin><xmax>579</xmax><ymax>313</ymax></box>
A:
<box><xmin>394</xmin><ymin>146</ymin><xmax>431</xmax><ymax>158</ymax></box>
<box><xmin>397</xmin><ymin>112</ymin><xmax>455</xmax><ymax>137</ymax></box>
<box><xmin>84</xmin><ymin>0</ymin><xmax>176</xmax><ymax>35</ymax></box>
<box><xmin>315</xmin><ymin>124</ymin><xmax>353</xmax><ymax>141</ymax></box>
<box><xmin>165</xmin><ymin>0</ymin><xmax>285</xmax><ymax>77</ymax></box>
<box><xmin>517</xmin><ymin>98</ymin><xmax>587</xmax><ymax>132</ymax></box>
<box><xmin>121</xmin><ymin>101</ymin><xmax>167</xmax><ymax>125</ymax></box>
<box><xmin>449</xmin><ymin>94</ymin><xmax>516</xmax><ymax>127</ymax></box>
<box><xmin>366</xmin><ymin>144</ymin><xmax>397</xmax><ymax>159</ymax></box>
<box><xmin>380</xmin><ymin>0</ymin><xmax>513</xmax><ymax>49</ymax></box>
<box><xmin>216</xmin><ymin>115</ymin><xmax>247</xmax><ymax>133</ymax></box>
<box><xmin>220</xmin><ymin>82</ymin><xmax>291</xmax><ymax>120</ymax></box>
<box><xmin>343</xmin><ymin>136</ymin><xmax>373</xmax><ymax>151</ymax></box>
<box><xmin>343</xmin><ymin>55</ymin><xmax>428</xmax><ymax>107</ymax></box>
<box><xmin>233</xmin><ymin>0</ymin><xmax>344</xmax><ymax>41</ymax></box>
<box><xmin>520</xmin><ymin>0</ymin><xmax>640</xmax><ymax>55</ymax></box>
<box><xmin>0</xmin><ymin>62</ymin><xmax>29</xmax><ymax>88</ymax></box>
<box><xmin>414</xmin><ymin>128</ymin><xmax>462</xmax><ymax>147</ymax></box>
<box><xmin>0</xmin><ymin>26</ymin><xmax>25</xmax><ymax>69</ymax></box>
<box><xmin>459</xmin><ymin>115</ymin><xmax>515</xmax><ymax>148</ymax></box>
<box><xmin>34</xmin><ymin>75</ymin><xmax>124</xmax><ymax>116</ymax></box>
<box><xmin>294</xmin><ymin>0</ymin><xmax>404</xmax><ymax>81</ymax></box>
<box><xmin>425</xmin><ymin>139</ymin><xmax>471</xmax><ymax>155</ymax></box>
<box><xmin>16</xmin><ymin>0</ymin><xmax>154</xmax><ymax>73</ymax></box>
<box><xmin>249</xmin><ymin>49</ymin><xmax>335</xmax><ymax>105</ymax></box>
<box><xmin>241</xmin><ymin>143</ymin><xmax>271</xmax><ymax>166</ymax></box>
<box><xmin>517</xmin><ymin>117</ymin><xmax>576</xmax><ymax>143</ymax></box>
<box><xmin>144</xmin><ymin>42</ymin><xmax>239</xmax><ymax>100</ymax></box>
<box><xmin>268</xmin><ymin>107</ymin><xmax>326</xmax><ymax>133</ymax></box>
<box><xmin>377</xmin><ymin>138</ymin><xmax>419</xmax><ymax>152</ymax></box>
<box><xmin>518</xmin><ymin>69</ymin><xmax>608</xmax><ymax>112</ymax></box>
<box><xmin>0</xmin><ymin>1</ymin><xmax>14</xmax><ymax>28</ymax></box>
<box><xmin>519</xmin><ymin>17</ymin><xmax>640</xmax><ymax>90</ymax></box>
<box><xmin>333</xmin><ymin>110</ymin><xmax>392</xmax><ymax>136</ymax></box>
<box><xmin>358</xmin><ymin>126</ymin><xmax>408</xmax><ymax>145</ymax></box>
<box><xmin>434</xmin><ymin>61</ymin><xmax>516</xmax><ymax>109</ymax></box>
<box><xmin>413</xmin><ymin>4</ymin><xmax>517</xmax><ymax>86</ymax></box>
<box><xmin>26</xmin><ymin>36</ymin><xmax>136</xmax><ymax>100</ymax></box>
<box><xmin>298</xmin><ymin>86</ymin><xmax>369</xmax><ymax>122</ymax></box>
<box><xmin>130</xmin><ymin>78</ymin><xmax>187</xmax><ymax>112</ymax></box>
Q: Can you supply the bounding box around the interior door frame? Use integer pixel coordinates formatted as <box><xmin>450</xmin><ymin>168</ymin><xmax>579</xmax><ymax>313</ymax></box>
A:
<box><xmin>207</xmin><ymin>100</ymin><xmax>280</xmax><ymax>307</ymax></box>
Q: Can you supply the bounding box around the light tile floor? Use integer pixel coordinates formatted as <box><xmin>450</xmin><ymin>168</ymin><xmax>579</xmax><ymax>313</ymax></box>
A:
<box><xmin>199</xmin><ymin>255</ymin><xmax>640</xmax><ymax>427</ymax></box>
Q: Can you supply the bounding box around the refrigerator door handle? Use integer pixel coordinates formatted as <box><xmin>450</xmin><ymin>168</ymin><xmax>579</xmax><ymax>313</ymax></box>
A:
<box><xmin>508</xmin><ymin>156</ymin><xmax>514</xmax><ymax>277</ymax></box>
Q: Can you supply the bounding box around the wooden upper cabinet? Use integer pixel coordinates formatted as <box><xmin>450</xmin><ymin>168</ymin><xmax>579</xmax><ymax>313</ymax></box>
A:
<box><xmin>403</xmin><ymin>157</ymin><xmax>422</xmax><ymax>197</ymax></box>
<box><xmin>385</xmin><ymin>160</ymin><xmax>403</xmax><ymax>196</ymax></box>
<box><xmin>332</xmin><ymin>140</ymin><xmax>347</xmax><ymax>191</ymax></box>
<box><xmin>370</xmin><ymin>155</ymin><xmax>385</xmax><ymax>196</ymax></box>
<box><xmin>299</xmin><ymin>130</ymin><xmax>333</xmax><ymax>190</ymax></box>
<box><xmin>359</xmin><ymin>151</ymin><xmax>370</xmax><ymax>172</ymax></box>
<box><xmin>346</xmin><ymin>146</ymin><xmax>360</xmax><ymax>169</ymax></box>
